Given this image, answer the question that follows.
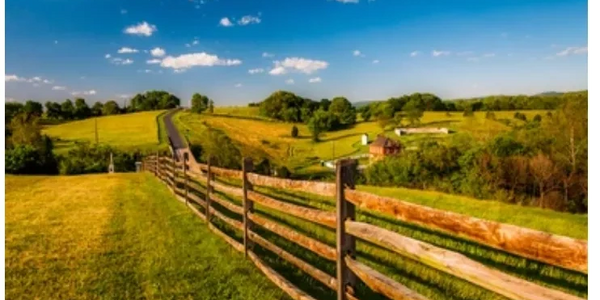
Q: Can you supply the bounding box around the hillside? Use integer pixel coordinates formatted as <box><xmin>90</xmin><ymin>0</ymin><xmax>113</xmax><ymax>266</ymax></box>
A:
<box><xmin>5</xmin><ymin>174</ymin><xmax>286</xmax><ymax>300</ymax></box>
<box><xmin>42</xmin><ymin>110</ymin><xmax>168</xmax><ymax>153</ymax></box>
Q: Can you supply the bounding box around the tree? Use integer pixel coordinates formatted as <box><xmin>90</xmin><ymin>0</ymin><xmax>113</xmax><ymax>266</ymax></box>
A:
<box><xmin>45</xmin><ymin>102</ymin><xmax>62</xmax><ymax>119</ymax></box>
<box><xmin>529</xmin><ymin>153</ymin><xmax>559</xmax><ymax>209</ymax></box>
<box><xmin>191</xmin><ymin>93</ymin><xmax>210</xmax><ymax>114</ymax></box>
<box><xmin>208</xmin><ymin>100</ymin><xmax>214</xmax><ymax>113</ymax></box>
<box><xmin>5</xmin><ymin>102</ymin><xmax>24</xmax><ymax>124</ymax></box>
<box><xmin>319</xmin><ymin>99</ymin><xmax>331</xmax><ymax>111</ymax></box>
<box><xmin>392</xmin><ymin>112</ymin><xmax>404</xmax><ymax>127</ymax></box>
<box><xmin>402</xmin><ymin>99</ymin><xmax>424</xmax><ymax>126</ymax></box>
<box><xmin>329</xmin><ymin>97</ymin><xmax>356</xmax><ymax>126</ymax></box>
<box><xmin>291</xmin><ymin>125</ymin><xmax>299</xmax><ymax>138</ymax></box>
<box><xmin>74</xmin><ymin>98</ymin><xmax>91</xmax><ymax>119</ymax></box>
<box><xmin>9</xmin><ymin>113</ymin><xmax>42</xmax><ymax>146</ymax></box>
<box><xmin>307</xmin><ymin>110</ymin><xmax>334</xmax><ymax>142</ymax></box>
<box><xmin>23</xmin><ymin>100</ymin><xmax>43</xmax><ymax>117</ymax></box>
<box><xmin>259</xmin><ymin>91</ymin><xmax>313</xmax><ymax>122</ymax></box>
<box><xmin>358</xmin><ymin>105</ymin><xmax>372</xmax><ymax>121</ymax></box>
<box><xmin>102</xmin><ymin>100</ymin><xmax>121</xmax><ymax>115</ymax></box>
<box><xmin>533</xmin><ymin>114</ymin><xmax>542</xmax><ymax>122</ymax></box>
<box><xmin>61</xmin><ymin>99</ymin><xmax>75</xmax><ymax>120</ymax></box>
<box><xmin>91</xmin><ymin>102</ymin><xmax>104</xmax><ymax>117</ymax></box>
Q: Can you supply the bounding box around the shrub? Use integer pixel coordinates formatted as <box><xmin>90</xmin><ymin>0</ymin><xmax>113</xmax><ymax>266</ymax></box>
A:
<box><xmin>275</xmin><ymin>166</ymin><xmax>291</xmax><ymax>178</ymax></box>
<box><xmin>58</xmin><ymin>143</ymin><xmax>138</xmax><ymax>175</ymax></box>
<box><xmin>533</xmin><ymin>114</ymin><xmax>542</xmax><ymax>122</ymax></box>
<box><xmin>291</xmin><ymin>125</ymin><xmax>299</xmax><ymax>138</ymax></box>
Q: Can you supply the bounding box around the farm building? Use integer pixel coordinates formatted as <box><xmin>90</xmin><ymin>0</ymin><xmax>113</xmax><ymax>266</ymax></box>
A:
<box><xmin>369</xmin><ymin>135</ymin><xmax>401</xmax><ymax>157</ymax></box>
<box><xmin>395</xmin><ymin>127</ymin><xmax>449</xmax><ymax>135</ymax></box>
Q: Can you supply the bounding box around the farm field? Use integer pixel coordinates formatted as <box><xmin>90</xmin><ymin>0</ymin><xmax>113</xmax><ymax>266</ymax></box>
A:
<box><xmin>4</xmin><ymin>174</ymin><xmax>287</xmax><ymax>300</ymax></box>
<box><xmin>163</xmin><ymin>165</ymin><xmax>588</xmax><ymax>300</ymax></box>
<box><xmin>174</xmin><ymin>108</ymin><xmax>549</xmax><ymax>175</ymax></box>
<box><xmin>43</xmin><ymin>110</ymin><xmax>168</xmax><ymax>154</ymax></box>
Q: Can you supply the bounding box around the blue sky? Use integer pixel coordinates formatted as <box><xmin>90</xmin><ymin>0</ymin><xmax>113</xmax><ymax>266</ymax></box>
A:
<box><xmin>5</xmin><ymin>0</ymin><xmax>588</xmax><ymax>106</ymax></box>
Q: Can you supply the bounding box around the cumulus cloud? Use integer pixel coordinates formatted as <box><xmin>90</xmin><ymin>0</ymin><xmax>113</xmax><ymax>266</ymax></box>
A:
<box><xmin>105</xmin><ymin>54</ymin><xmax>111</xmax><ymax>59</ymax></box>
<box><xmin>285</xmin><ymin>79</ymin><xmax>295</xmax><ymax>85</ymax></box>
<box><xmin>238</xmin><ymin>15</ymin><xmax>261</xmax><ymax>25</ymax></box>
<box><xmin>147</xmin><ymin>59</ymin><xmax>162</xmax><ymax>64</ymax></box>
<box><xmin>150</xmin><ymin>47</ymin><xmax>166</xmax><ymax>57</ymax></box>
<box><xmin>432</xmin><ymin>50</ymin><xmax>451</xmax><ymax>57</ymax></box>
<box><xmin>118</xmin><ymin>47</ymin><xmax>139</xmax><ymax>54</ymax></box>
<box><xmin>308</xmin><ymin>77</ymin><xmax>322</xmax><ymax>83</ymax></box>
<box><xmin>174</xmin><ymin>69</ymin><xmax>186</xmax><ymax>73</ymax></box>
<box><xmin>43</xmin><ymin>79</ymin><xmax>53</xmax><ymax>84</ymax></box>
<box><xmin>262</xmin><ymin>52</ymin><xmax>274</xmax><ymax>58</ymax></box>
<box><xmin>111</xmin><ymin>58</ymin><xmax>134</xmax><ymax>65</ymax></box>
<box><xmin>5</xmin><ymin>74</ymin><xmax>26</xmax><ymax>82</ymax></box>
<box><xmin>219</xmin><ymin>17</ymin><xmax>234</xmax><ymax>27</ymax></box>
<box><xmin>52</xmin><ymin>86</ymin><xmax>67</xmax><ymax>90</ymax></box>
<box><xmin>248</xmin><ymin>68</ymin><xmax>265</xmax><ymax>74</ymax></box>
<box><xmin>160</xmin><ymin>52</ymin><xmax>242</xmax><ymax>69</ymax></box>
<box><xmin>556</xmin><ymin>46</ymin><xmax>588</xmax><ymax>56</ymax></box>
<box><xmin>268</xmin><ymin>57</ymin><xmax>328</xmax><ymax>75</ymax></box>
<box><xmin>372</xmin><ymin>59</ymin><xmax>379</xmax><ymax>64</ymax></box>
<box><xmin>6</xmin><ymin>74</ymin><xmax>53</xmax><ymax>84</ymax></box>
<box><xmin>235</xmin><ymin>83</ymin><xmax>242</xmax><ymax>88</ymax></box>
<box><xmin>72</xmin><ymin>90</ymin><xmax>97</xmax><ymax>96</ymax></box>
<box><xmin>353</xmin><ymin>50</ymin><xmax>362</xmax><ymax>57</ymax></box>
<box><xmin>124</xmin><ymin>21</ymin><xmax>157</xmax><ymax>36</ymax></box>
<box><xmin>336</xmin><ymin>0</ymin><xmax>359</xmax><ymax>3</ymax></box>
<box><xmin>192</xmin><ymin>40</ymin><xmax>199</xmax><ymax>45</ymax></box>
<box><xmin>410</xmin><ymin>51</ymin><xmax>420</xmax><ymax>57</ymax></box>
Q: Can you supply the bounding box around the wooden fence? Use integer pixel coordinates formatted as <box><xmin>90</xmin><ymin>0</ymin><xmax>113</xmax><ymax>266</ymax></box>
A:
<box><xmin>141</xmin><ymin>153</ymin><xmax>587</xmax><ymax>300</ymax></box>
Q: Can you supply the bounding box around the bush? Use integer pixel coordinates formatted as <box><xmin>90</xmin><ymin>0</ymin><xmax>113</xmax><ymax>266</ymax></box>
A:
<box><xmin>5</xmin><ymin>145</ymin><xmax>57</xmax><ymax>174</ymax></box>
<box><xmin>275</xmin><ymin>166</ymin><xmax>291</xmax><ymax>178</ymax></box>
<box><xmin>533</xmin><ymin>114</ymin><xmax>542</xmax><ymax>122</ymax></box>
<box><xmin>485</xmin><ymin>111</ymin><xmax>496</xmax><ymax>120</ymax></box>
<box><xmin>291</xmin><ymin>125</ymin><xmax>299</xmax><ymax>138</ymax></box>
<box><xmin>58</xmin><ymin>143</ymin><xmax>138</xmax><ymax>175</ymax></box>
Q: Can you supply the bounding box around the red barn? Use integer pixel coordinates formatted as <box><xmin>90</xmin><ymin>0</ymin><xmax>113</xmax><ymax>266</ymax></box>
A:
<box><xmin>369</xmin><ymin>135</ymin><xmax>401</xmax><ymax>157</ymax></box>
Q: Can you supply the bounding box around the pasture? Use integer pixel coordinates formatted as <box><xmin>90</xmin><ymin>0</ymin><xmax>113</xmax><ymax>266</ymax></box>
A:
<box><xmin>43</xmin><ymin>110</ymin><xmax>168</xmax><ymax>153</ymax></box>
<box><xmin>174</xmin><ymin>108</ymin><xmax>548</xmax><ymax>175</ymax></box>
<box><xmin>4</xmin><ymin>174</ymin><xmax>286</xmax><ymax>300</ymax></box>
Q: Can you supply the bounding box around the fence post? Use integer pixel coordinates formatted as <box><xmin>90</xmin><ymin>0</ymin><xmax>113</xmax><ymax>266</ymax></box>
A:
<box><xmin>183</xmin><ymin>153</ymin><xmax>189</xmax><ymax>206</ymax></box>
<box><xmin>243</xmin><ymin>157</ymin><xmax>254</xmax><ymax>258</ymax></box>
<box><xmin>336</xmin><ymin>159</ymin><xmax>357</xmax><ymax>300</ymax></box>
<box><xmin>155</xmin><ymin>152</ymin><xmax>159</xmax><ymax>178</ymax></box>
<box><xmin>206</xmin><ymin>156</ymin><xmax>212</xmax><ymax>223</ymax></box>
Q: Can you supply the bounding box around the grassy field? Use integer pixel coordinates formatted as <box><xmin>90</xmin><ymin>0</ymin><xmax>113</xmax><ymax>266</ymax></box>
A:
<box><xmin>43</xmin><ymin>110</ymin><xmax>168</xmax><ymax>153</ymax></box>
<box><xmin>5</xmin><ymin>174</ymin><xmax>287</xmax><ymax>300</ymax></box>
<box><xmin>177</xmin><ymin>172</ymin><xmax>587</xmax><ymax>300</ymax></box>
<box><xmin>174</xmin><ymin>108</ymin><xmax>548</xmax><ymax>175</ymax></box>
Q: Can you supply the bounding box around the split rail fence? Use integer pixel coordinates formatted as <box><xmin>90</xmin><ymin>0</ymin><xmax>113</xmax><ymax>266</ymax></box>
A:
<box><xmin>142</xmin><ymin>153</ymin><xmax>587</xmax><ymax>300</ymax></box>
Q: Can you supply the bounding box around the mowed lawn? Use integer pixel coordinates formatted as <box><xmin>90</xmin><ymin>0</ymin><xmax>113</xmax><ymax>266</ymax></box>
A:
<box><xmin>5</xmin><ymin>174</ymin><xmax>287</xmax><ymax>300</ymax></box>
<box><xmin>174</xmin><ymin>109</ymin><xmax>548</xmax><ymax>174</ymax></box>
<box><xmin>43</xmin><ymin>110</ymin><xmax>167</xmax><ymax>153</ymax></box>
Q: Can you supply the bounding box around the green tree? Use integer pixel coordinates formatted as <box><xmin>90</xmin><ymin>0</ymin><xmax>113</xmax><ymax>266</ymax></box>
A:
<box><xmin>102</xmin><ymin>100</ymin><xmax>120</xmax><ymax>115</ymax></box>
<box><xmin>74</xmin><ymin>98</ymin><xmax>91</xmax><ymax>119</ymax></box>
<box><xmin>208</xmin><ymin>100</ymin><xmax>215</xmax><ymax>113</ymax></box>
<box><xmin>402</xmin><ymin>100</ymin><xmax>424</xmax><ymax>126</ymax></box>
<box><xmin>191</xmin><ymin>93</ymin><xmax>210</xmax><ymax>114</ymax></box>
<box><xmin>61</xmin><ymin>99</ymin><xmax>75</xmax><ymax>120</ymax></box>
<box><xmin>91</xmin><ymin>102</ymin><xmax>104</xmax><ymax>117</ymax></box>
<box><xmin>44</xmin><ymin>102</ymin><xmax>62</xmax><ymax>119</ymax></box>
<box><xmin>329</xmin><ymin>97</ymin><xmax>356</xmax><ymax>126</ymax></box>
<box><xmin>23</xmin><ymin>100</ymin><xmax>43</xmax><ymax>117</ymax></box>
<box><xmin>5</xmin><ymin>102</ymin><xmax>24</xmax><ymax>124</ymax></box>
<box><xmin>307</xmin><ymin>110</ymin><xmax>334</xmax><ymax>142</ymax></box>
<box><xmin>291</xmin><ymin>125</ymin><xmax>299</xmax><ymax>138</ymax></box>
<box><xmin>9</xmin><ymin>113</ymin><xmax>42</xmax><ymax>146</ymax></box>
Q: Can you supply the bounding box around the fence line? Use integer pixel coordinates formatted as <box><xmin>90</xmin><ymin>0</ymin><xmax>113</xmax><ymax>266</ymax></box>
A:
<box><xmin>142</xmin><ymin>154</ymin><xmax>586</xmax><ymax>300</ymax></box>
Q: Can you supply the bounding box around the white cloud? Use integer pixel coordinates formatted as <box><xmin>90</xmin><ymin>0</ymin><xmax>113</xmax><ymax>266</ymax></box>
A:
<box><xmin>43</xmin><ymin>79</ymin><xmax>52</xmax><ymax>84</ymax></box>
<box><xmin>285</xmin><ymin>79</ymin><xmax>294</xmax><ymax>85</ymax></box>
<box><xmin>219</xmin><ymin>17</ymin><xmax>234</xmax><ymax>27</ymax></box>
<box><xmin>269</xmin><ymin>57</ymin><xmax>328</xmax><ymax>75</ymax></box>
<box><xmin>111</xmin><ymin>58</ymin><xmax>134</xmax><ymax>65</ymax></box>
<box><xmin>410</xmin><ymin>51</ymin><xmax>420</xmax><ymax>57</ymax></box>
<box><xmin>147</xmin><ymin>59</ymin><xmax>162</xmax><ymax>64</ymax></box>
<box><xmin>248</xmin><ymin>68</ymin><xmax>265</xmax><ymax>74</ymax></box>
<box><xmin>372</xmin><ymin>59</ymin><xmax>379</xmax><ymax>64</ymax></box>
<box><xmin>262</xmin><ymin>52</ymin><xmax>274</xmax><ymax>58</ymax></box>
<box><xmin>160</xmin><ymin>52</ymin><xmax>242</xmax><ymax>69</ymax></box>
<box><xmin>52</xmin><ymin>86</ymin><xmax>67</xmax><ymax>90</ymax></box>
<box><xmin>238</xmin><ymin>15</ymin><xmax>261</xmax><ymax>26</ymax></box>
<box><xmin>118</xmin><ymin>47</ymin><xmax>139</xmax><ymax>54</ymax></box>
<box><xmin>5</xmin><ymin>74</ymin><xmax>26</xmax><ymax>82</ymax></box>
<box><xmin>432</xmin><ymin>50</ymin><xmax>450</xmax><ymax>57</ymax></box>
<box><xmin>31</xmin><ymin>77</ymin><xmax>42</xmax><ymax>82</ymax></box>
<box><xmin>556</xmin><ymin>46</ymin><xmax>588</xmax><ymax>56</ymax></box>
<box><xmin>336</xmin><ymin>0</ymin><xmax>359</xmax><ymax>3</ymax></box>
<box><xmin>235</xmin><ymin>83</ymin><xmax>242</xmax><ymax>88</ymax></box>
<box><xmin>72</xmin><ymin>90</ymin><xmax>96</xmax><ymax>96</ymax></box>
<box><xmin>353</xmin><ymin>50</ymin><xmax>362</xmax><ymax>57</ymax></box>
<box><xmin>150</xmin><ymin>47</ymin><xmax>166</xmax><ymax>57</ymax></box>
<box><xmin>192</xmin><ymin>40</ymin><xmax>199</xmax><ymax>45</ymax></box>
<box><xmin>174</xmin><ymin>69</ymin><xmax>186</xmax><ymax>73</ymax></box>
<box><xmin>308</xmin><ymin>77</ymin><xmax>322</xmax><ymax>83</ymax></box>
<box><xmin>482</xmin><ymin>53</ymin><xmax>496</xmax><ymax>58</ymax></box>
<box><xmin>124</xmin><ymin>21</ymin><xmax>157</xmax><ymax>36</ymax></box>
<box><xmin>105</xmin><ymin>54</ymin><xmax>111</xmax><ymax>59</ymax></box>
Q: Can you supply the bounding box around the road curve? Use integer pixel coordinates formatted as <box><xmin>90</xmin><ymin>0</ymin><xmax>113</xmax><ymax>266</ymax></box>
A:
<box><xmin>163</xmin><ymin>109</ymin><xmax>186</xmax><ymax>150</ymax></box>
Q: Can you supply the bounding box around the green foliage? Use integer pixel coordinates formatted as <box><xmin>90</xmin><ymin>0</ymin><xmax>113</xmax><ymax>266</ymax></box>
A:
<box><xmin>130</xmin><ymin>90</ymin><xmax>180</xmax><ymax>111</ymax></box>
<box><xmin>199</xmin><ymin>129</ymin><xmax>242</xmax><ymax>169</ymax></box>
<box><xmin>449</xmin><ymin>91</ymin><xmax>587</xmax><ymax>111</ymax></box>
<box><xmin>402</xmin><ymin>99</ymin><xmax>424</xmax><ymax>126</ymax></box>
<box><xmin>259</xmin><ymin>90</ymin><xmax>317</xmax><ymax>123</ymax></box>
<box><xmin>208</xmin><ymin>100</ymin><xmax>214</xmax><ymax>113</ymax></box>
<box><xmin>307</xmin><ymin>110</ymin><xmax>336</xmax><ymax>141</ymax></box>
<box><xmin>463</xmin><ymin>106</ymin><xmax>474</xmax><ymax>117</ymax></box>
<box><xmin>291</xmin><ymin>125</ymin><xmax>299</xmax><ymax>138</ymax></box>
<box><xmin>61</xmin><ymin>99</ymin><xmax>75</xmax><ymax>119</ymax></box>
<box><xmin>485</xmin><ymin>110</ymin><xmax>496</xmax><ymax>120</ymax></box>
<box><xmin>329</xmin><ymin>97</ymin><xmax>357</xmax><ymax>126</ymax></box>
<box><xmin>191</xmin><ymin>93</ymin><xmax>210</xmax><ymax>114</ymax></box>
<box><xmin>102</xmin><ymin>100</ymin><xmax>121</xmax><ymax>115</ymax></box>
<box><xmin>5</xmin><ymin>114</ymin><xmax>58</xmax><ymax>174</ymax></box>
<box><xmin>24</xmin><ymin>100</ymin><xmax>43</xmax><ymax>117</ymax></box>
<box><xmin>275</xmin><ymin>165</ymin><xmax>291</xmax><ymax>178</ymax></box>
<box><xmin>533</xmin><ymin>114</ymin><xmax>542</xmax><ymax>122</ymax></box>
<box><xmin>74</xmin><ymin>98</ymin><xmax>92</xmax><ymax>119</ymax></box>
<box><xmin>514</xmin><ymin>111</ymin><xmax>527</xmax><ymax>121</ymax></box>
<box><xmin>58</xmin><ymin>142</ymin><xmax>139</xmax><ymax>174</ymax></box>
<box><xmin>91</xmin><ymin>102</ymin><xmax>104</xmax><ymax>116</ymax></box>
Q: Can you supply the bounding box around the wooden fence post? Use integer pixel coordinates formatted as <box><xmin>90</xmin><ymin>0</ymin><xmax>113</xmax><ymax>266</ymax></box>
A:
<box><xmin>206</xmin><ymin>156</ymin><xmax>212</xmax><ymax>223</ymax></box>
<box><xmin>183</xmin><ymin>152</ymin><xmax>189</xmax><ymax>206</ymax></box>
<box><xmin>336</xmin><ymin>159</ymin><xmax>357</xmax><ymax>300</ymax></box>
<box><xmin>243</xmin><ymin>157</ymin><xmax>254</xmax><ymax>258</ymax></box>
<box><xmin>155</xmin><ymin>152</ymin><xmax>159</xmax><ymax>178</ymax></box>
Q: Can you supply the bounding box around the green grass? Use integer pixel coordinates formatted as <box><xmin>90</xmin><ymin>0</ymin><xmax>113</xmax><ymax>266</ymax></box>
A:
<box><xmin>43</xmin><ymin>110</ymin><xmax>168</xmax><ymax>154</ymax></box>
<box><xmin>5</xmin><ymin>174</ymin><xmax>288</xmax><ymax>300</ymax></box>
<box><xmin>176</xmin><ymin>172</ymin><xmax>587</xmax><ymax>300</ymax></box>
<box><xmin>174</xmin><ymin>109</ymin><xmax>549</xmax><ymax>175</ymax></box>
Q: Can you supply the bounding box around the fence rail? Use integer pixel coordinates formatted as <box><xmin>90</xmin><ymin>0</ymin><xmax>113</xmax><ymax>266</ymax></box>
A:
<box><xmin>142</xmin><ymin>153</ymin><xmax>587</xmax><ymax>300</ymax></box>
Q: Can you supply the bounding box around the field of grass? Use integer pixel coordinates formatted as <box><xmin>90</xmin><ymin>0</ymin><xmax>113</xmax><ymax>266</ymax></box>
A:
<box><xmin>5</xmin><ymin>174</ymin><xmax>287</xmax><ymax>300</ymax></box>
<box><xmin>178</xmin><ymin>172</ymin><xmax>587</xmax><ymax>300</ymax></box>
<box><xmin>174</xmin><ymin>108</ymin><xmax>548</xmax><ymax>175</ymax></box>
<box><xmin>43</xmin><ymin>110</ymin><xmax>168</xmax><ymax>153</ymax></box>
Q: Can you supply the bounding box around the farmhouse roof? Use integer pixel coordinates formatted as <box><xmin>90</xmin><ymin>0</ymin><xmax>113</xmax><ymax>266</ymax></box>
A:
<box><xmin>371</xmin><ymin>135</ymin><xmax>400</xmax><ymax>148</ymax></box>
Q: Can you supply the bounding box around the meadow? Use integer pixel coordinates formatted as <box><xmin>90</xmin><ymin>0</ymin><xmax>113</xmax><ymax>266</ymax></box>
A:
<box><xmin>174</xmin><ymin>107</ymin><xmax>548</xmax><ymax>175</ymax></box>
<box><xmin>4</xmin><ymin>173</ymin><xmax>287</xmax><ymax>300</ymax></box>
<box><xmin>43</xmin><ymin>110</ymin><xmax>168</xmax><ymax>154</ymax></box>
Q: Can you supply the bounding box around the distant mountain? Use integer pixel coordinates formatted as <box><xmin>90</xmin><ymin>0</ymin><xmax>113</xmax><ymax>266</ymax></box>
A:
<box><xmin>536</xmin><ymin>91</ymin><xmax>564</xmax><ymax>96</ymax></box>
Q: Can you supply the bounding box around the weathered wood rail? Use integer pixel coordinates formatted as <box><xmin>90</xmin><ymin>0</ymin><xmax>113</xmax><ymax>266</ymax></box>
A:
<box><xmin>142</xmin><ymin>153</ymin><xmax>587</xmax><ymax>300</ymax></box>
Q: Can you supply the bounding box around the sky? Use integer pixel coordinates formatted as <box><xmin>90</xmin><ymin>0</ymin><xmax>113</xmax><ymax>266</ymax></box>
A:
<box><xmin>4</xmin><ymin>0</ymin><xmax>588</xmax><ymax>106</ymax></box>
